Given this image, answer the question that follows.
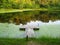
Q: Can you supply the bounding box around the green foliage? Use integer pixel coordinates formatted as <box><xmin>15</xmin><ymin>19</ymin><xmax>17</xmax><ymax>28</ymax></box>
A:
<box><xmin>0</xmin><ymin>0</ymin><xmax>60</xmax><ymax>9</ymax></box>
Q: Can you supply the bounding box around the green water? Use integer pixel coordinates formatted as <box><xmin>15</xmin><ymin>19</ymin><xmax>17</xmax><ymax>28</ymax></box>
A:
<box><xmin>0</xmin><ymin>22</ymin><xmax>60</xmax><ymax>38</ymax></box>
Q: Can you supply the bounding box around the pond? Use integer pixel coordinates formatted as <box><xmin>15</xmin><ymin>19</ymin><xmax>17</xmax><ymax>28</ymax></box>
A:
<box><xmin>0</xmin><ymin>11</ymin><xmax>60</xmax><ymax>24</ymax></box>
<box><xmin>0</xmin><ymin>10</ymin><xmax>60</xmax><ymax>38</ymax></box>
<box><xmin>0</xmin><ymin>20</ymin><xmax>60</xmax><ymax>38</ymax></box>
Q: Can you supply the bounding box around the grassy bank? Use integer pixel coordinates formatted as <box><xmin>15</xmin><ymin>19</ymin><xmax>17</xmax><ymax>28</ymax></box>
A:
<box><xmin>0</xmin><ymin>8</ymin><xmax>48</xmax><ymax>13</ymax></box>
<box><xmin>0</xmin><ymin>37</ymin><xmax>60</xmax><ymax>45</ymax></box>
<box><xmin>0</xmin><ymin>8</ymin><xmax>60</xmax><ymax>14</ymax></box>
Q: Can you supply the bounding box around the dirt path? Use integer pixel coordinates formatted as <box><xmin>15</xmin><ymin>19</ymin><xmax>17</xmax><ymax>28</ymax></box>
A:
<box><xmin>27</xmin><ymin>41</ymin><xmax>41</xmax><ymax>45</ymax></box>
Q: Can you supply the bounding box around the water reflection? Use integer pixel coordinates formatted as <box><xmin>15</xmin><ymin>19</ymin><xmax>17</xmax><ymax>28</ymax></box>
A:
<box><xmin>0</xmin><ymin>11</ymin><xmax>60</xmax><ymax>24</ymax></box>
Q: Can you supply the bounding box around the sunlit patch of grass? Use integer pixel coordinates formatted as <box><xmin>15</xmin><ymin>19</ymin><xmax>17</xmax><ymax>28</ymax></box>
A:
<box><xmin>0</xmin><ymin>8</ymin><xmax>48</xmax><ymax>13</ymax></box>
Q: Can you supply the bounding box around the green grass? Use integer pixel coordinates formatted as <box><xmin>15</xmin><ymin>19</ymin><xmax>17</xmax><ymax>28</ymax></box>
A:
<box><xmin>0</xmin><ymin>37</ymin><xmax>60</xmax><ymax>45</ymax></box>
<box><xmin>0</xmin><ymin>8</ymin><xmax>48</xmax><ymax>13</ymax></box>
<box><xmin>0</xmin><ymin>8</ymin><xmax>60</xmax><ymax>14</ymax></box>
<box><xmin>36</xmin><ymin>37</ymin><xmax>60</xmax><ymax>45</ymax></box>
<box><xmin>0</xmin><ymin>38</ymin><xmax>27</xmax><ymax>45</ymax></box>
